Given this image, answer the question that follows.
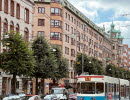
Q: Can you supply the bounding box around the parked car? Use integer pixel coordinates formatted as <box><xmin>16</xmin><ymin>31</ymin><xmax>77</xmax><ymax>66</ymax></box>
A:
<box><xmin>44</xmin><ymin>88</ymin><xmax>69</xmax><ymax>100</ymax></box>
<box><xmin>3</xmin><ymin>94</ymin><xmax>21</xmax><ymax>100</ymax></box>
<box><xmin>24</xmin><ymin>94</ymin><xmax>42</xmax><ymax>100</ymax></box>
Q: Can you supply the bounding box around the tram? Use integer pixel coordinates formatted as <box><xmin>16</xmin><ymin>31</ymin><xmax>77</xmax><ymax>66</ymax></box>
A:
<box><xmin>77</xmin><ymin>74</ymin><xmax>129</xmax><ymax>100</ymax></box>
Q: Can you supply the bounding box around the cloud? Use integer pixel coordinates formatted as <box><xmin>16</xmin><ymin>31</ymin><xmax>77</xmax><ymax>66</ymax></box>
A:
<box><xmin>69</xmin><ymin>0</ymin><xmax>130</xmax><ymax>47</ymax></box>
<box><xmin>97</xmin><ymin>21</ymin><xmax>130</xmax><ymax>47</ymax></box>
<box><xmin>69</xmin><ymin>0</ymin><xmax>130</xmax><ymax>19</ymax></box>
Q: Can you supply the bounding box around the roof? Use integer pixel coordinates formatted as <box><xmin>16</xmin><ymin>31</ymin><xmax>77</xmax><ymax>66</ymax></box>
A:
<box><xmin>62</xmin><ymin>0</ymin><xmax>104</xmax><ymax>35</ymax></box>
<box><xmin>110</xmin><ymin>22</ymin><xmax>115</xmax><ymax>27</ymax></box>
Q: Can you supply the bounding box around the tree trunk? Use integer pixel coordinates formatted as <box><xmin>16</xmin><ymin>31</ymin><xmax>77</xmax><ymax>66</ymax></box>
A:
<box><xmin>35</xmin><ymin>77</ymin><xmax>39</xmax><ymax>95</ymax></box>
<box><xmin>41</xmin><ymin>79</ymin><xmax>45</xmax><ymax>94</ymax></box>
<box><xmin>12</xmin><ymin>73</ymin><xmax>16</xmax><ymax>94</ymax></box>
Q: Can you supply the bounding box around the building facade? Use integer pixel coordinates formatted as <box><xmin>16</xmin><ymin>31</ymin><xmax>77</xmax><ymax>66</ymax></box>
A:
<box><xmin>122</xmin><ymin>44</ymin><xmax>130</xmax><ymax>70</ymax></box>
<box><xmin>33</xmin><ymin>0</ymin><xmax>113</xmax><ymax>93</ymax></box>
<box><xmin>0</xmin><ymin>0</ymin><xmax>34</xmax><ymax>96</ymax></box>
<box><xmin>108</xmin><ymin>22</ymin><xmax>124</xmax><ymax>67</ymax></box>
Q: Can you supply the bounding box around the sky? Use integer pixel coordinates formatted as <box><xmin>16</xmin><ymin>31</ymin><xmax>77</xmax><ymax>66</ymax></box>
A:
<box><xmin>69</xmin><ymin>0</ymin><xmax>130</xmax><ymax>47</ymax></box>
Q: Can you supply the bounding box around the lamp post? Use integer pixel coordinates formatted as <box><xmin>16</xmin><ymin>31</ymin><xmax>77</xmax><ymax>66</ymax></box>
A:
<box><xmin>81</xmin><ymin>50</ymin><xmax>84</xmax><ymax>74</ymax></box>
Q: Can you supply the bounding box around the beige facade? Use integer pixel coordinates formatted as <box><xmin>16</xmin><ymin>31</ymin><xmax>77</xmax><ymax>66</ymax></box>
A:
<box><xmin>0</xmin><ymin>0</ymin><xmax>34</xmax><ymax>96</ymax></box>
<box><xmin>33</xmin><ymin>0</ymin><xmax>113</xmax><ymax>94</ymax></box>
<box><xmin>122</xmin><ymin>44</ymin><xmax>130</xmax><ymax>70</ymax></box>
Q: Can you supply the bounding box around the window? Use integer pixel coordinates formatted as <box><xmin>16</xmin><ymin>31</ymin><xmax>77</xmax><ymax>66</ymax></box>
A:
<box><xmin>38</xmin><ymin>19</ymin><xmax>45</xmax><ymax>26</ymax></box>
<box><xmin>51</xmin><ymin>8</ymin><xmax>62</xmax><ymax>16</ymax></box>
<box><xmin>96</xmin><ymin>83</ymin><xmax>104</xmax><ymax>94</ymax></box>
<box><xmin>10</xmin><ymin>21</ymin><xmax>14</xmax><ymax>31</ymax></box>
<box><xmin>68</xmin><ymin>14</ymin><xmax>70</xmax><ymax>20</ymax></box>
<box><xmin>4</xmin><ymin>0</ymin><xmax>8</xmax><ymax>14</ymax></box>
<box><xmin>38</xmin><ymin>0</ymin><xmax>45</xmax><ymax>1</ymax></box>
<box><xmin>0</xmin><ymin>17</ymin><xmax>1</xmax><ymax>34</ymax></box>
<box><xmin>25</xmin><ymin>8</ymin><xmax>29</xmax><ymax>24</ymax></box>
<box><xmin>65</xmin><ymin>35</ymin><xmax>69</xmax><ymax>43</ymax></box>
<box><xmin>71</xmin><ymin>38</ymin><xmax>75</xmax><ymax>46</ymax></box>
<box><xmin>65</xmin><ymin>12</ymin><xmax>67</xmax><ymax>18</ymax></box>
<box><xmin>71</xmin><ymin>17</ymin><xmax>73</xmax><ymax>23</ymax></box>
<box><xmin>10</xmin><ymin>0</ymin><xmax>14</xmax><ymax>16</ymax></box>
<box><xmin>0</xmin><ymin>0</ymin><xmax>2</xmax><ymax>11</ymax></box>
<box><xmin>50</xmin><ymin>32</ymin><xmax>62</xmax><ymax>40</ymax></box>
<box><xmin>16</xmin><ymin>24</ymin><xmax>20</xmax><ymax>33</ymax></box>
<box><xmin>71</xmin><ymin>49</ymin><xmax>75</xmax><ymax>57</ymax></box>
<box><xmin>65</xmin><ymin>47</ymin><xmax>69</xmax><ymax>55</ymax></box>
<box><xmin>24</xmin><ymin>28</ymin><xmax>29</xmax><ymax>42</ymax></box>
<box><xmin>65</xmin><ymin>23</ymin><xmax>69</xmax><ymax>31</ymax></box>
<box><xmin>51</xmin><ymin>0</ymin><xmax>61</xmax><ymax>3</ymax></box>
<box><xmin>38</xmin><ymin>7</ymin><xmax>45</xmax><ymax>13</ymax></box>
<box><xmin>16</xmin><ymin>3</ymin><xmax>20</xmax><ymax>19</ymax></box>
<box><xmin>51</xmin><ymin>20</ymin><xmax>62</xmax><ymax>27</ymax></box>
<box><xmin>3</xmin><ymin>19</ymin><xmax>8</xmax><ymax>33</ymax></box>
<box><xmin>38</xmin><ymin>31</ymin><xmax>44</xmax><ymax>37</ymax></box>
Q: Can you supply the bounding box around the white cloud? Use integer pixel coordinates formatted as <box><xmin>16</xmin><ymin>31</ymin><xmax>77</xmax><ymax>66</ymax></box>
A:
<box><xmin>69</xmin><ymin>0</ymin><xmax>130</xmax><ymax>19</ymax></box>
<box><xmin>69</xmin><ymin>0</ymin><xmax>130</xmax><ymax>47</ymax></box>
<box><xmin>97</xmin><ymin>21</ymin><xmax>130</xmax><ymax>47</ymax></box>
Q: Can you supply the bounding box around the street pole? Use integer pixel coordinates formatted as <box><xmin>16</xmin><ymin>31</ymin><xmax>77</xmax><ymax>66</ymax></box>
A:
<box><xmin>82</xmin><ymin>50</ymin><xmax>84</xmax><ymax>74</ymax></box>
<box><xmin>82</xmin><ymin>38</ymin><xmax>85</xmax><ymax>74</ymax></box>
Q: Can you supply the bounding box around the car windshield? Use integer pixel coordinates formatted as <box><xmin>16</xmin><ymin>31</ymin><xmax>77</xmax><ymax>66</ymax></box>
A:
<box><xmin>51</xmin><ymin>89</ymin><xmax>64</xmax><ymax>94</ymax></box>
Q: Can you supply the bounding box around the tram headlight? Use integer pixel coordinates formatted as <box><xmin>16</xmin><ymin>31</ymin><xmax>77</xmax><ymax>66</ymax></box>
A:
<box><xmin>80</xmin><ymin>98</ymin><xmax>84</xmax><ymax>100</ymax></box>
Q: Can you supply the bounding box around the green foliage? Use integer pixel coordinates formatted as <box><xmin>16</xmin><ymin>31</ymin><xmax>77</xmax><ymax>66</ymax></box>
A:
<box><xmin>32</xmin><ymin>37</ymin><xmax>57</xmax><ymax>79</ymax></box>
<box><xmin>0</xmin><ymin>32</ymin><xmax>35</xmax><ymax>76</ymax></box>
<box><xmin>106</xmin><ymin>64</ymin><xmax>116</xmax><ymax>77</ymax></box>
<box><xmin>51</xmin><ymin>45</ymin><xmax>69</xmax><ymax>79</ymax></box>
<box><xmin>106</xmin><ymin>64</ymin><xmax>130</xmax><ymax>79</ymax></box>
<box><xmin>74</xmin><ymin>53</ymin><xmax>104</xmax><ymax>75</ymax></box>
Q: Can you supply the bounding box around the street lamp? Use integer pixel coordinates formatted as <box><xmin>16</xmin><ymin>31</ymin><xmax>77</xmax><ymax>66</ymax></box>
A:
<box><xmin>52</xmin><ymin>49</ymin><xmax>56</xmax><ymax>52</ymax></box>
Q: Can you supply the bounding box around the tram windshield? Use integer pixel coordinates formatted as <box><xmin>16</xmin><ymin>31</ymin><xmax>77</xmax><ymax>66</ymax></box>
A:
<box><xmin>77</xmin><ymin>82</ymin><xmax>104</xmax><ymax>94</ymax></box>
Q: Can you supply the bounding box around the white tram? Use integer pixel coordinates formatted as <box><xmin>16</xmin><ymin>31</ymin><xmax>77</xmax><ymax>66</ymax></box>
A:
<box><xmin>77</xmin><ymin>75</ymin><xmax>129</xmax><ymax>100</ymax></box>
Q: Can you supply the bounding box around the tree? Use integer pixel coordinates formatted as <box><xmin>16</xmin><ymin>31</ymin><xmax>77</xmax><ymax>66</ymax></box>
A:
<box><xmin>106</xmin><ymin>64</ymin><xmax>116</xmax><ymax>77</ymax></box>
<box><xmin>32</xmin><ymin>37</ymin><xmax>57</xmax><ymax>94</ymax></box>
<box><xmin>0</xmin><ymin>32</ymin><xmax>35</xmax><ymax>94</ymax></box>
<box><xmin>74</xmin><ymin>53</ymin><xmax>89</xmax><ymax>75</ymax></box>
<box><xmin>51</xmin><ymin>45</ymin><xmax>68</xmax><ymax>85</ymax></box>
<box><xmin>74</xmin><ymin>53</ymin><xmax>104</xmax><ymax>75</ymax></box>
<box><xmin>91</xmin><ymin>58</ymin><xmax>104</xmax><ymax>75</ymax></box>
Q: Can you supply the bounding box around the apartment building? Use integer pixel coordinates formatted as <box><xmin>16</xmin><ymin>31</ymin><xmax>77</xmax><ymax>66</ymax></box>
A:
<box><xmin>0</xmin><ymin>0</ymin><xmax>34</xmax><ymax>96</ymax></box>
<box><xmin>33</xmin><ymin>0</ymin><xmax>112</xmax><ymax>93</ymax></box>
<box><xmin>122</xmin><ymin>44</ymin><xmax>130</xmax><ymax>70</ymax></box>
<box><xmin>128</xmin><ymin>48</ymin><xmax>130</xmax><ymax>70</ymax></box>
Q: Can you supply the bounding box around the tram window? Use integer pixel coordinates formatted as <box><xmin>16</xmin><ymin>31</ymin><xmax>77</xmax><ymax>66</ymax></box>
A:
<box><xmin>126</xmin><ymin>86</ymin><xmax>129</xmax><ymax>97</ymax></box>
<box><xmin>80</xmin><ymin>83</ymin><xmax>95</xmax><ymax>94</ymax></box>
<box><xmin>96</xmin><ymin>83</ymin><xmax>104</xmax><ymax>94</ymax></box>
<box><xmin>111</xmin><ymin>84</ymin><xmax>114</xmax><ymax>92</ymax></box>
<box><xmin>108</xmin><ymin>83</ymin><xmax>111</xmax><ymax>92</ymax></box>
<box><xmin>124</xmin><ymin>85</ymin><xmax>126</xmax><ymax>98</ymax></box>
<box><xmin>121</xmin><ymin>85</ymin><xmax>125</xmax><ymax>97</ymax></box>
